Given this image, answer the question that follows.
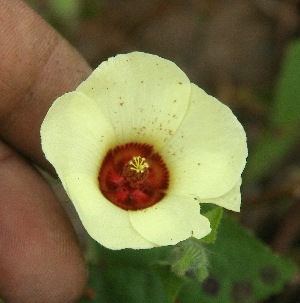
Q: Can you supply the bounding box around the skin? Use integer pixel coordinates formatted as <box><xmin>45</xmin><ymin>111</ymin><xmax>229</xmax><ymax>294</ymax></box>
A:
<box><xmin>0</xmin><ymin>0</ymin><xmax>92</xmax><ymax>302</ymax></box>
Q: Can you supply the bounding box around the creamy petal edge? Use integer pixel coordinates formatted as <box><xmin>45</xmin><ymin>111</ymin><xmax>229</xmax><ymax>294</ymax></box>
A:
<box><xmin>41</xmin><ymin>91</ymin><xmax>116</xmax><ymax>180</ymax></box>
<box><xmin>65</xmin><ymin>173</ymin><xmax>157</xmax><ymax>250</ymax></box>
<box><xmin>162</xmin><ymin>84</ymin><xmax>248</xmax><ymax>200</ymax></box>
<box><xmin>128</xmin><ymin>195</ymin><xmax>211</xmax><ymax>246</ymax></box>
<box><xmin>197</xmin><ymin>179</ymin><xmax>242</xmax><ymax>212</ymax></box>
<box><xmin>76</xmin><ymin>52</ymin><xmax>192</xmax><ymax>149</ymax></box>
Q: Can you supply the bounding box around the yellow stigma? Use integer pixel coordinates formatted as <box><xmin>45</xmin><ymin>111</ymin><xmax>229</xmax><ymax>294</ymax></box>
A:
<box><xmin>129</xmin><ymin>156</ymin><xmax>149</xmax><ymax>173</ymax></box>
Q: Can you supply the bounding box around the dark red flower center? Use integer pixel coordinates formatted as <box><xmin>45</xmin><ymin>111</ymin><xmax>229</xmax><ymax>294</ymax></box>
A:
<box><xmin>98</xmin><ymin>143</ymin><xmax>169</xmax><ymax>210</ymax></box>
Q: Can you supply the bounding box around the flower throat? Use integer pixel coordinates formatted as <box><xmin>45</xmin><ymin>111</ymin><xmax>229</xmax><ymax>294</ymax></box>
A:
<box><xmin>98</xmin><ymin>143</ymin><xmax>169</xmax><ymax>210</ymax></box>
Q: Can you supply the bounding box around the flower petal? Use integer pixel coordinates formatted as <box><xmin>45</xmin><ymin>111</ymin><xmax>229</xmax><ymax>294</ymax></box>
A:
<box><xmin>76</xmin><ymin>52</ymin><xmax>191</xmax><ymax>149</ymax></box>
<box><xmin>129</xmin><ymin>195</ymin><xmax>211</xmax><ymax>246</ymax></box>
<box><xmin>199</xmin><ymin>179</ymin><xmax>242</xmax><ymax>212</ymax></box>
<box><xmin>41</xmin><ymin>92</ymin><xmax>115</xmax><ymax>179</ymax></box>
<box><xmin>162</xmin><ymin>84</ymin><xmax>247</xmax><ymax>200</ymax></box>
<box><xmin>65</xmin><ymin>173</ymin><xmax>156</xmax><ymax>249</ymax></box>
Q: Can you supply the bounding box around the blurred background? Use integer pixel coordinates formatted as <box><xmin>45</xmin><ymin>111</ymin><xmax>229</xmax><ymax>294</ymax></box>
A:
<box><xmin>26</xmin><ymin>0</ymin><xmax>300</xmax><ymax>302</ymax></box>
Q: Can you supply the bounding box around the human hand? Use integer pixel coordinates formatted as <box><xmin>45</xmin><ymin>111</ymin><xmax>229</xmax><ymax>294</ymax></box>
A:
<box><xmin>0</xmin><ymin>1</ymin><xmax>92</xmax><ymax>302</ymax></box>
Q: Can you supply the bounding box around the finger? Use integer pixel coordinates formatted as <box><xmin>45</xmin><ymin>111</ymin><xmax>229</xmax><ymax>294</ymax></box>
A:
<box><xmin>0</xmin><ymin>1</ymin><xmax>92</xmax><ymax>302</ymax></box>
<box><xmin>0</xmin><ymin>141</ymin><xmax>87</xmax><ymax>303</ymax></box>
<box><xmin>0</xmin><ymin>0</ymin><xmax>92</xmax><ymax>171</ymax></box>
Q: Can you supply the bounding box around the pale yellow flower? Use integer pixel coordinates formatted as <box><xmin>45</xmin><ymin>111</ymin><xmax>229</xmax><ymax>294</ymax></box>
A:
<box><xmin>40</xmin><ymin>52</ymin><xmax>247</xmax><ymax>250</ymax></box>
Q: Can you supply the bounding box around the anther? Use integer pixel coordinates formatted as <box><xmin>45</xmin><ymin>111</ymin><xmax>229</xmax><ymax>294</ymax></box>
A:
<box><xmin>129</xmin><ymin>156</ymin><xmax>149</xmax><ymax>173</ymax></box>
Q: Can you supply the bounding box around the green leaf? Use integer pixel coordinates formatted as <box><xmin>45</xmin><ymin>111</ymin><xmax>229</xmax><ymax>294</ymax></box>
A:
<box><xmin>178</xmin><ymin>215</ymin><xmax>297</xmax><ymax>303</ymax></box>
<box><xmin>244</xmin><ymin>127</ymin><xmax>299</xmax><ymax>184</ymax></box>
<box><xmin>153</xmin><ymin>264</ymin><xmax>185</xmax><ymax>303</ymax></box>
<box><xmin>50</xmin><ymin>0</ymin><xmax>80</xmax><ymax>19</ymax></box>
<box><xmin>104</xmin><ymin>266</ymin><xmax>168</xmax><ymax>303</ymax></box>
<box><xmin>80</xmin><ymin>241</ymin><xmax>184</xmax><ymax>303</ymax></box>
<box><xmin>202</xmin><ymin>206</ymin><xmax>223</xmax><ymax>244</ymax></box>
<box><xmin>79</xmin><ymin>264</ymin><xmax>108</xmax><ymax>303</ymax></box>
<box><xmin>80</xmin><ymin>263</ymin><xmax>169</xmax><ymax>303</ymax></box>
<box><xmin>272</xmin><ymin>40</ymin><xmax>300</xmax><ymax>125</ymax></box>
<box><xmin>95</xmin><ymin>244</ymin><xmax>172</xmax><ymax>267</ymax></box>
<box><xmin>245</xmin><ymin>39</ymin><xmax>300</xmax><ymax>183</ymax></box>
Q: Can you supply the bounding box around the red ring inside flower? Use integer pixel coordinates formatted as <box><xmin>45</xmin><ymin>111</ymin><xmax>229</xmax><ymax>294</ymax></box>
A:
<box><xmin>98</xmin><ymin>143</ymin><xmax>169</xmax><ymax>210</ymax></box>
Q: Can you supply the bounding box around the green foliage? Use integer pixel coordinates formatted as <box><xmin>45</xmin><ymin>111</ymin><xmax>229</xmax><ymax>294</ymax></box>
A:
<box><xmin>80</xmin><ymin>211</ymin><xmax>296</xmax><ymax>303</ymax></box>
<box><xmin>80</xmin><ymin>247</ymin><xmax>171</xmax><ymax>303</ymax></box>
<box><xmin>80</xmin><ymin>263</ymin><xmax>168</xmax><ymax>303</ymax></box>
<box><xmin>153</xmin><ymin>264</ymin><xmax>185</xmax><ymax>303</ymax></box>
<box><xmin>202</xmin><ymin>206</ymin><xmax>223</xmax><ymax>244</ymax></box>
<box><xmin>50</xmin><ymin>0</ymin><xmax>80</xmax><ymax>19</ymax></box>
<box><xmin>26</xmin><ymin>0</ymin><xmax>103</xmax><ymax>24</ymax></box>
<box><xmin>272</xmin><ymin>40</ymin><xmax>300</xmax><ymax>125</ymax></box>
<box><xmin>245</xmin><ymin>39</ymin><xmax>300</xmax><ymax>183</ymax></box>
<box><xmin>100</xmin><ymin>265</ymin><xmax>167</xmax><ymax>303</ymax></box>
<box><xmin>80</xmin><ymin>243</ymin><xmax>173</xmax><ymax>303</ymax></box>
<box><xmin>95</xmin><ymin>244</ymin><xmax>171</xmax><ymax>267</ymax></box>
<box><xmin>79</xmin><ymin>264</ymin><xmax>107</xmax><ymax>303</ymax></box>
<box><xmin>178</xmin><ymin>215</ymin><xmax>297</xmax><ymax>303</ymax></box>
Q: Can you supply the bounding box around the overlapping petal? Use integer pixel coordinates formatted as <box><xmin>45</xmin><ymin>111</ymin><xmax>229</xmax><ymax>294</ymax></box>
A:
<box><xmin>65</xmin><ymin>173</ymin><xmax>156</xmax><ymax>249</ymax></box>
<box><xmin>198</xmin><ymin>179</ymin><xmax>242</xmax><ymax>212</ymax></box>
<box><xmin>76</xmin><ymin>52</ymin><xmax>191</xmax><ymax>149</ymax></box>
<box><xmin>162</xmin><ymin>84</ymin><xmax>247</xmax><ymax>200</ymax></box>
<box><xmin>128</xmin><ymin>195</ymin><xmax>211</xmax><ymax>246</ymax></box>
<box><xmin>41</xmin><ymin>92</ymin><xmax>115</xmax><ymax>179</ymax></box>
